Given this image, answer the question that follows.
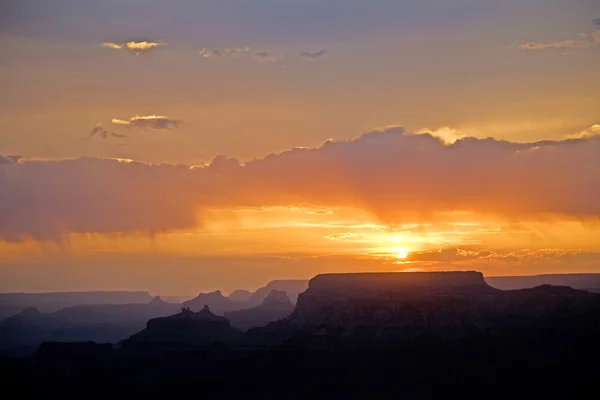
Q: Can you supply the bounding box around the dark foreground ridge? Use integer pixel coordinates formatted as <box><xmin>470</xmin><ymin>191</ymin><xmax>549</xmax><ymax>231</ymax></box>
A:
<box><xmin>3</xmin><ymin>271</ymin><xmax>600</xmax><ymax>399</ymax></box>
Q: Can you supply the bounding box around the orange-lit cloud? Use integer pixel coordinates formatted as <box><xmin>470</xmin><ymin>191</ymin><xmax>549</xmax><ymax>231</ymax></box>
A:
<box><xmin>0</xmin><ymin>128</ymin><xmax>599</xmax><ymax>242</ymax></box>
<box><xmin>111</xmin><ymin>115</ymin><xmax>181</xmax><ymax>130</ymax></box>
<box><xmin>568</xmin><ymin>124</ymin><xmax>600</xmax><ymax>139</ymax></box>
<box><xmin>403</xmin><ymin>246</ymin><xmax>600</xmax><ymax>270</ymax></box>
<box><xmin>102</xmin><ymin>41</ymin><xmax>162</xmax><ymax>54</ymax></box>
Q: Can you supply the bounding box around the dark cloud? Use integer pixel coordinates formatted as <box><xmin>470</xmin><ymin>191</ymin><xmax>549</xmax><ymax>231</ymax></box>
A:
<box><xmin>1</xmin><ymin>128</ymin><xmax>599</xmax><ymax>241</ymax></box>
<box><xmin>298</xmin><ymin>49</ymin><xmax>329</xmax><ymax>61</ymax></box>
<box><xmin>112</xmin><ymin>115</ymin><xmax>181</xmax><ymax>130</ymax></box>
<box><xmin>593</xmin><ymin>18</ymin><xmax>600</xmax><ymax>28</ymax></box>
<box><xmin>251</xmin><ymin>51</ymin><xmax>282</xmax><ymax>63</ymax></box>
<box><xmin>89</xmin><ymin>125</ymin><xmax>127</xmax><ymax>139</ymax></box>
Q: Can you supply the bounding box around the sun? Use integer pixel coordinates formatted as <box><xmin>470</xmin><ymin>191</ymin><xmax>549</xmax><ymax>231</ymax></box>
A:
<box><xmin>392</xmin><ymin>246</ymin><xmax>409</xmax><ymax>260</ymax></box>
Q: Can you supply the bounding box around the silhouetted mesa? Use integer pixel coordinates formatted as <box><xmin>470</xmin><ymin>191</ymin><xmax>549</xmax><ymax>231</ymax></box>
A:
<box><xmin>247</xmin><ymin>280</ymin><xmax>308</xmax><ymax>305</ymax></box>
<box><xmin>227</xmin><ymin>289</ymin><xmax>253</xmax><ymax>302</ymax></box>
<box><xmin>486</xmin><ymin>273</ymin><xmax>600</xmax><ymax>292</ymax></box>
<box><xmin>225</xmin><ymin>290</ymin><xmax>294</xmax><ymax>331</ymax></box>
<box><xmin>123</xmin><ymin>306</ymin><xmax>243</xmax><ymax>350</ymax></box>
<box><xmin>249</xmin><ymin>272</ymin><xmax>600</xmax><ymax>347</ymax></box>
<box><xmin>0</xmin><ymin>297</ymin><xmax>181</xmax><ymax>357</ymax></box>
<box><xmin>0</xmin><ymin>291</ymin><xmax>154</xmax><ymax>319</ymax></box>
<box><xmin>182</xmin><ymin>291</ymin><xmax>238</xmax><ymax>314</ymax></box>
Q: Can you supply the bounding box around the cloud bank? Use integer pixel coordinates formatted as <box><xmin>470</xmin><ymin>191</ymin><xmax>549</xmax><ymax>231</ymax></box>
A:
<box><xmin>1</xmin><ymin>128</ymin><xmax>599</xmax><ymax>241</ymax></box>
<box><xmin>111</xmin><ymin>115</ymin><xmax>181</xmax><ymax>130</ymax></box>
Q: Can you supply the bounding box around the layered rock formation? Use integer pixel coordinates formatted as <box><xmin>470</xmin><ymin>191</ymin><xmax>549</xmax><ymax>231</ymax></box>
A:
<box><xmin>249</xmin><ymin>272</ymin><xmax>600</xmax><ymax>347</ymax></box>
<box><xmin>123</xmin><ymin>306</ymin><xmax>243</xmax><ymax>349</ymax></box>
<box><xmin>225</xmin><ymin>290</ymin><xmax>295</xmax><ymax>331</ymax></box>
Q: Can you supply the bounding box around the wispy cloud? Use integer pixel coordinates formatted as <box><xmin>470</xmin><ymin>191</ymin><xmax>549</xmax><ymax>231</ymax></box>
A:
<box><xmin>89</xmin><ymin>124</ymin><xmax>127</xmax><ymax>139</ymax></box>
<box><xmin>298</xmin><ymin>49</ymin><xmax>329</xmax><ymax>61</ymax></box>
<box><xmin>198</xmin><ymin>47</ymin><xmax>251</xmax><ymax>60</ymax></box>
<box><xmin>199</xmin><ymin>46</ymin><xmax>326</xmax><ymax>64</ymax></box>
<box><xmin>518</xmin><ymin>19</ymin><xmax>600</xmax><ymax>52</ymax></box>
<box><xmin>102</xmin><ymin>41</ymin><xmax>162</xmax><ymax>55</ymax></box>
<box><xmin>518</xmin><ymin>40</ymin><xmax>583</xmax><ymax>51</ymax></box>
<box><xmin>111</xmin><ymin>115</ymin><xmax>181</xmax><ymax>130</ymax></box>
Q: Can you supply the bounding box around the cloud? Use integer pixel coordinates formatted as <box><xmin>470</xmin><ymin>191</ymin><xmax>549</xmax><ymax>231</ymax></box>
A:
<box><xmin>298</xmin><ymin>49</ymin><xmax>329</xmax><ymax>61</ymax></box>
<box><xmin>199</xmin><ymin>47</ymin><xmax>251</xmax><ymax>60</ymax></box>
<box><xmin>102</xmin><ymin>41</ymin><xmax>162</xmax><ymax>55</ymax></box>
<box><xmin>0</xmin><ymin>155</ymin><xmax>16</xmax><ymax>165</ymax></box>
<box><xmin>199</xmin><ymin>47</ymin><xmax>329</xmax><ymax>63</ymax></box>
<box><xmin>89</xmin><ymin>124</ymin><xmax>127</xmax><ymax>139</ymax></box>
<box><xmin>417</xmin><ymin>127</ymin><xmax>465</xmax><ymax>144</ymax></box>
<box><xmin>398</xmin><ymin>247</ymin><xmax>600</xmax><ymax>275</ymax></box>
<box><xmin>518</xmin><ymin>40</ymin><xmax>583</xmax><ymax>51</ymax></box>
<box><xmin>567</xmin><ymin>124</ymin><xmax>600</xmax><ymax>139</ymax></box>
<box><xmin>519</xmin><ymin>20</ymin><xmax>600</xmax><ymax>52</ymax></box>
<box><xmin>1</xmin><ymin>128</ymin><xmax>599</xmax><ymax>241</ymax></box>
<box><xmin>406</xmin><ymin>246</ymin><xmax>493</xmax><ymax>263</ymax></box>
<box><xmin>198</xmin><ymin>47</ymin><xmax>283</xmax><ymax>63</ymax></box>
<box><xmin>251</xmin><ymin>51</ymin><xmax>284</xmax><ymax>64</ymax></box>
<box><xmin>111</xmin><ymin>115</ymin><xmax>181</xmax><ymax>130</ymax></box>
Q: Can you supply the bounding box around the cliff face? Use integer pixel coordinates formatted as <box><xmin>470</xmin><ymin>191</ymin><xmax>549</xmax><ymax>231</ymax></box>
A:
<box><xmin>249</xmin><ymin>272</ymin><xmax>600</xmax><ymax>346</ymax></box>
<box><xmin>225</xmin><ymin>290</ymin><xmax>294</xmax><ymax>331</ymax></box>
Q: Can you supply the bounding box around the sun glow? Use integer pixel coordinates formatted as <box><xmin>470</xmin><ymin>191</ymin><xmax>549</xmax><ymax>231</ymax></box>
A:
<box><xmin>392</xmin><ymin>247</ymin><xmax>409</xmax><ymax>259</ymax></box>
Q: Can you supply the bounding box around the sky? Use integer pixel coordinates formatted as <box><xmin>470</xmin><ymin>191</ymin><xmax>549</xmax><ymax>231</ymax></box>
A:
<box><xmin>0</xmin><ymin>0</ymin><xmax>599</xmax><ymax>295</ymax></box>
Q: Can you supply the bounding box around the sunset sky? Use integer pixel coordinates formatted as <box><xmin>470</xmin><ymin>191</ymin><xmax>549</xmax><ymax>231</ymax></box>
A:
<box><xmin>1</xmin><ymin>1</ymin><xmax>599</xmax><ymax>295</ymax></box>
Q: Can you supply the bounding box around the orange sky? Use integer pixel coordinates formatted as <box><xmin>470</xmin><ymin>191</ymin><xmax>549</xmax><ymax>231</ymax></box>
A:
<box><xmin>0</xmin><ymin>1</ymin><xmax>599</xmax><ymax>294</ymax></box>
